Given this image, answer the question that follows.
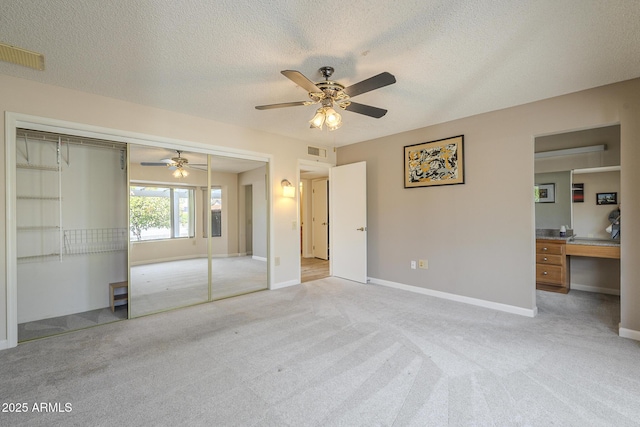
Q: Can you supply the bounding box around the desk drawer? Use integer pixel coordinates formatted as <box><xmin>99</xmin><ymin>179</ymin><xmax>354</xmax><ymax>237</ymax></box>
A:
<box><xmin>536</xmin><ymin>242</ymin><xmax>564</xmax><ymax>255</ymax></box>
<box><xmin>536</xmin><ymin>254</ymin><xmax>563</xmax><ymax>266</ymax></box>
<box><xmin>536</xmin><ymin>264</ymin><xmax>563</xmax><ymax>285</ymax></box>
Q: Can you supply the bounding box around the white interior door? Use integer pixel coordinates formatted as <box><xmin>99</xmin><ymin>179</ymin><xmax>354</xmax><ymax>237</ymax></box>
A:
<box><xmin>312</xmin><ymin>178</ymin><xmax>329</xmax><ymax>260</ymax></box>
<box><xmin>330</xmin><ymin>161</ymin><xmax>367</xmax><ymax>283</ymax></box>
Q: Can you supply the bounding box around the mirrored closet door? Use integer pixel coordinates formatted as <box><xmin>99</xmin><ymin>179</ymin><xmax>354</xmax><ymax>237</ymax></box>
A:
<box><xmin>128</xmin><ymin>146</ymin><xmax>269</xmax><ymax>318</ymax></box>
<box><xmin>208</xmin><ymin>155</ymin><xmax>268</xmax><ymax>300</ymax></box>
<box><xmin>128</xmin><ymin>146</ymin><xmax>209</xmax><ymax>317</ymax></box>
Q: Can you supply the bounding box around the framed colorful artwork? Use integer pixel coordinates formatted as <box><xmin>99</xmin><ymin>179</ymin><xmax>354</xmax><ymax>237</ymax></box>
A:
<box><xmin>404</xmin><ymin>135</ymin><xmax>464</xmax><ymax>188</ymax></box>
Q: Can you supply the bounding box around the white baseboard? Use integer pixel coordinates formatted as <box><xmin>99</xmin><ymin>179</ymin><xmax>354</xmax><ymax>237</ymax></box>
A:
<box><xmin>270</xmin><ymin>279</ymin><xmax>299</xmax><ymax>290</ymax></box>
<box><xmin>252</xmin><ymin>256</ymin><xmax>267</xmax><ymax>262</ymax></box>
<box><xmin>0</xmin><ymin>339</ymin><xmax>8</xmax><ymax>350</ymax></box>
<box><xmin>369</xmin><ymin>277</ymin><xmax>537</xmax><ymax>318</ymax></box>
<box><xmin>571</xmin><ymin>283</ymin><xmax>620</xmax><ymax>296</ymax></box>
<box><xmin>131</xmin><ymin>253</ymin><xmax>255</xmax><ymax>266</ymax></box>
<box><xmin>130</xmin><ymin>254</ymin><xmax>206</xmax><ymax>266</ymax></box>
<box><xmin>619</xmin><ymin>327</ymin><xmax>640</xmax><ymax>341</ymax></box>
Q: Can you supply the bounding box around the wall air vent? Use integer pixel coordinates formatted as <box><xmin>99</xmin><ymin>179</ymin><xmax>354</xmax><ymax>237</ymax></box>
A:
<box><xmin>307</xmin><ymin>146</ymin><xmax>327</xmax><ymax>158</ymax></box>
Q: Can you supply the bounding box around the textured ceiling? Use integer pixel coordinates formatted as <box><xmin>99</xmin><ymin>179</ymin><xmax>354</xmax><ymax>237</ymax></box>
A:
<box><xmin>1</xmin><ymin>1</ymin><xmax>640</xmax><ymax>147</ymax></box>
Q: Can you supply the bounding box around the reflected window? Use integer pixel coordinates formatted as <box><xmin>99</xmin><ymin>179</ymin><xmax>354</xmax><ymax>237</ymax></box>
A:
<box><xmin>207</xmin><ymin>187</ymin><xmax>222</xmax><ymax>237</ymax></box>
<box><xmin>130</xmin><ymin>185</ymin><xmax>195</xmax><ymax>241</ymax></box>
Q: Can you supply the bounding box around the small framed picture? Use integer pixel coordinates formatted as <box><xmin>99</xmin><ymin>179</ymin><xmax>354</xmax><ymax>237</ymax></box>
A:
<box><xmin>572</xmin><ymin>183</ymin><xmax>584</xmax><ymax>203</ymax></box>
<box><xmin>535</xmin><ymin>183</ymin><xmax>555</xmax><ymax>203</ymax></box>
<box><xmin>596</xmin><ymin>192</ymin><xmax>617</xmax><ymax>205</ymax></box>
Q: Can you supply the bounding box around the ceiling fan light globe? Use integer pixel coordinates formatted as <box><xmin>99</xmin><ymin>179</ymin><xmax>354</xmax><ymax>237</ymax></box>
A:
<box><xmin>309</xmin><ymin>108</ymin><xmax>326</xmax><ymax>130</ymax></box>
<box><xmin>172</xmin><ymin>167</ymin><xmax>188</xmax><ymax>178</ymax></box>
<box><xmin>325</xmin><ymin>108</ymin><xmax>342</xmax><ymax>131</ymax></box>
<box><xmin>327</xmin><ymin>120</ymin><xmax>342</xmax><ymax>131</ymax></box>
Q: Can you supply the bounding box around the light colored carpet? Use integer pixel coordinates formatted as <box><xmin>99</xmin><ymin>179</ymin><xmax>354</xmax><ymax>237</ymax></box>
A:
<box><xmin>1</xmin><ymin>278</ymin><xmax>639</xmax><ymax>426</ymax></box>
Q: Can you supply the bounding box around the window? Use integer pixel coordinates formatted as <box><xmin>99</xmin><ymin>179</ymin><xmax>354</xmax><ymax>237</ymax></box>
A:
<box><xmin>130</xmin><ymin>186</ymin><xmax>195</xmax><ymax>241</ymax></box>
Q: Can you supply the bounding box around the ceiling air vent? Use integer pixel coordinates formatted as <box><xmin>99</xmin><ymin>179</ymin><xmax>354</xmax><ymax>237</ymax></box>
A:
<box><xmin>0</xmin><ymin>42</ymin><xmax>45</xmax><ymax>70</ymax></box>
<box><xmin>307</xmin><ymin>146</ymin><xmax>327</xmax><ymax>158</ymax></box>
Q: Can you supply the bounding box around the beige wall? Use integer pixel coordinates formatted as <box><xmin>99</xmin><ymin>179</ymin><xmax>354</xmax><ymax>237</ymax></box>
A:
<box><xmin>1</xmin><ymin>74</ymin><xmax>335</xmax><ymax>346</ymax></box>
<box><xmin>338</xmin><ymin>78</ymin><xmax>640</xmax><ymax>336</ymax></box>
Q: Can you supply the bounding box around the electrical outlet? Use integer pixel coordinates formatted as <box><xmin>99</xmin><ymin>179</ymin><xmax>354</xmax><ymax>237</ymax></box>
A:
<box><xmin>275</xmin><ymin>257</ymin><xmax>280</xmax><ymax>266</ymax></box>
<box><xmin>410</xmin><ymin>260</ymin><xmax>416</xmax><ymax>269</ymax></box>
<box><xmin>419</xmin><ymin>259</ymin><xmax>428</xmax><ymax>269</ymax></box>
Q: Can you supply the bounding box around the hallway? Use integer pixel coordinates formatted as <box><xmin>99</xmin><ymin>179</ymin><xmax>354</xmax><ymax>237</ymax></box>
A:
<box><xmin>301</xmin><ymin>257</ymin><xmax>329</xmax><ymax>282</ymax></box>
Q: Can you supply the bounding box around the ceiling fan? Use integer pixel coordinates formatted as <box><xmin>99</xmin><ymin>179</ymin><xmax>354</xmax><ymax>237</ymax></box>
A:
<box><xmin>140</xmin><ymin>150</ymin><xmax>207</xmax><ymax>178</ymax></box>
<box><xmin>255</xmin><ymin>66</ymin><xmax>396</xmax><ymax>131</ymax></box>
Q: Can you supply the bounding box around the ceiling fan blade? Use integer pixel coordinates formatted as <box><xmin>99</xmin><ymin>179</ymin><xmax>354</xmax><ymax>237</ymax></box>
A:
<box><xmin>140</xmin><ymin>162</ymin><xmax>170</xmax><ymax>166</ymax></box>
<box><xmin>342</xmin><ymin>72</ymin><xmax>396</xmax><ymax>98</ymax></box>
<box><xmin>343</xmin><ymin>102</ymin><xmax>388</xmax><ymax>118</ymax></box>
<box><xmin>281</xmin><ymin>70</ymin><xmax>324</xmax><ymax>94</ymax></box>
<box><xmin>255</xmin><ymin>101</ymin><xmax>308</xmax><ymax>110</ymax></box>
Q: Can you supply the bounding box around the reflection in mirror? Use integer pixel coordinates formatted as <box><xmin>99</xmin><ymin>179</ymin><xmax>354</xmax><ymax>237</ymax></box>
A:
<box><xmin>534</xmin><ymin>171</ymin><xmax>572</xmax><ymax>230</ymax></box>
<box><xmin>128</xmin><ymin>145</ymin><xmax>209</xmax><ymax>317</ymax></box>
<box><xmin>209</xmin><ymin>154</ymin><xmax>268</xmax><ymax>300</ymax></box>
<box><xmin>534</xmin><ymin>125</ymin><xmax>621</xmax><ymax>236</ymax></box>
<box><xmin>572</xmin><ymin>167</ymin><xmax>621</xmax><ymax>239</ymax></box>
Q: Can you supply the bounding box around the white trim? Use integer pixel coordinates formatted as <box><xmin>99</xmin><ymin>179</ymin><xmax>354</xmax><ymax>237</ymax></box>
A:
<box><xmin>369</xmin><ymin>277</ymin><xmax>538</xmax><ymax>318</ymax></box>
<box><xmin>4</xmin><ymin>111</ymin><xmax>275</xmax><ymax>351</ymax></box>
<box><xmin>5</xmin><ymin>112</ymin><xmax>18</xmax><ymax>348</ymax></box>
<box><xmin>0</xmin><ymin>339</ymin><xmax>8</xmax><ymax>350</ymax></box>
<box><xmin>535</xmin><ymin>144</ymin><xmax>606</xmax><ymax>159</ymax></box>
<box><xmin>252</xmin><ymin>255</ymin><xmax>267</xmax><ymax>262</ymax></box>
<box><xmin>10</xmin><ymin>113</ymin><xmax>270</xmax><ymax>163</ymax></box>
<box><xmin>573</xmin><ymin>165</ymin><xmax>620</xmax><ymax>174</ymax></box>
<box><xmin>571</xmin><ymin>283</ymin><xmax>620</xmax><ymax>296</ymax></box>
<box><xmin>270</xmin><ymin>279</ymin><xmax>299</xmax><ymax>290</ymax></box>
<box><xmin>297</xmin><ymin>159</ymin><xmax>334</xmax><ymax>285</ymax></box>
<box><xmin>619</xmin><ymin>327</ymin><xmax>640</xmax><ymax>341</ymax></box>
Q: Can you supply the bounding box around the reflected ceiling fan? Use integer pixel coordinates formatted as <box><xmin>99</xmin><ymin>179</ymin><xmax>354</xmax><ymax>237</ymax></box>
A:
<box><xmin>140</xmin><ymin>150</ymin><xmax>207</xmax><ymax>178</ymax></box>
<box><xmin>255</xmin><ymin>66</ymin><xmax>396</xmax><ymax>131</ymax></box>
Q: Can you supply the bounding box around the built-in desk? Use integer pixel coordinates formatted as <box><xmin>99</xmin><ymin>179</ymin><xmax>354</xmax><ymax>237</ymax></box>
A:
<box><xmin>535</xmin><ymin>232</ymin><xmax>620</xmax><ymax>294</ymax></box>
<box><xmin>566</xmin><ymin>238</ymin><xmax>620</xmax><ymax>259</ymax></box>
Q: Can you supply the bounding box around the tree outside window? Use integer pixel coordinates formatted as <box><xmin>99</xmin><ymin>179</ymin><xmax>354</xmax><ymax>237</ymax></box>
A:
<box><xmin>130</xmin><ymin>186</ymin><xmax>195</xmax><ymax>241</ymax></box>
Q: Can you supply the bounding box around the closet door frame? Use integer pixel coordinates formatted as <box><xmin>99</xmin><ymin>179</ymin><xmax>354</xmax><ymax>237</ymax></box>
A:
<box><xmin>4</xmin><ymin>112</ymin><xmax>272</xmax><ymax>349</ymax></box>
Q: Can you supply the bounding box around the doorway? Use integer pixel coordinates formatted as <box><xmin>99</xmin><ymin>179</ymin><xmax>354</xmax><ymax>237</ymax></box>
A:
<box><xmin>299</xmin><ymin>163</ymin><xmax>330</xmax><ymax>282</ymax></box>
<box><xmin>534</xmin><ymin>125</ymin><xmax>621</xmax><ymax>331</ymax></box>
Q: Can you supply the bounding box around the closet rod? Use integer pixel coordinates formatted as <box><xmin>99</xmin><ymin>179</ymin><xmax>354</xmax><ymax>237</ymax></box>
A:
<box><xmin>16</xmin><ymin>129</ymin><xmax>127</xmax><ymax>151</ymax></box>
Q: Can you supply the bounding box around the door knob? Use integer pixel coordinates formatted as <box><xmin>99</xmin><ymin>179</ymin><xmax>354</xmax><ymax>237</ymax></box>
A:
<box><xmin>356</xmin><ymin>227</ymin><xmax>366</xmax><ymax>231</ymax></box>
